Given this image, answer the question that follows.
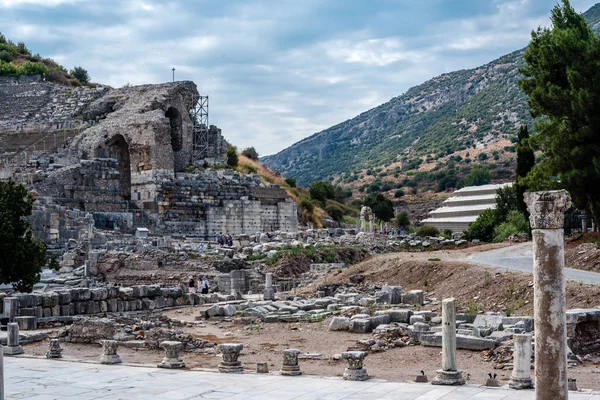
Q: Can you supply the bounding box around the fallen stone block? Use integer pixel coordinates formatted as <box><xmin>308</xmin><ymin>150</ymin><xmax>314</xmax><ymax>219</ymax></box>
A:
<box><xmin>402</xmin><ymin>290</ymin><xmax>424</xmax><ymax>306</ymax></box>
<box><xmin>349</xmin><ymin>318</ymin><xmax>371</xmax><ymax>333</ymax></box>
<box><xmin>421</xmin><ymin>332</ymin><xmax>496</xmax><ymax>350</ymax></box>
<box><xmin>329</xmin><ymin>317</ymin><xmax>351</xmax><ymax>331</ymax></box>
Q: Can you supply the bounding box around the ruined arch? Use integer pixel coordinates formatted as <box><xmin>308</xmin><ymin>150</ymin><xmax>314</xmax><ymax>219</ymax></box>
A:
<box><xmin>106</xmin><ymin>134</ymin><xmax>131</xmax><ymax>200</ymax></box>
<box><xmin>166</xmin><ymin>107</ymin><xmax>183</xmax><ymax>152</ymax></box>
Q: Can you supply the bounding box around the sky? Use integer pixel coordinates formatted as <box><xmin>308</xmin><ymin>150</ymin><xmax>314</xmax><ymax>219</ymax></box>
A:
<box><xmin>0</xmin><ymin>0</ymin><xmax>597</xmax><ymax>156</ymax></box>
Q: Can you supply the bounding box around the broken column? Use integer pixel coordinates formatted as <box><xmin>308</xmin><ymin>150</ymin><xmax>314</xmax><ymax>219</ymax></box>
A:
<box><xmin>432</xmin><ymin>298</ymin><xmax>465</xmax><ymax>385</ymax></box>
<box><xmin>46</xmin><ymin>339</ymin><xmax>63</xmax><ymax>359</ymax></box>
<box><xmin>509</xmin><ymin>334</ymin><xmax>533</xmax><ymax>389</ymax></box>
<box><xmin>263</xmin><ymin>273</ymin><xmax>275</xmax><ymax>301</ymax></box>
<box><xmin>218</xmin><ymin>343</ymin><xmax>243</xmax><ymax>373</ymax></box>
<box><xmin>280</xmin><ymin>348</ymin><xmax>302</xmax><ymax>376</ymax></box>
<box><xmin>99</xmin><ymin>340</ymin><xmax>121</xmax><ymax>364</ymax></box>
<box><xmin>3</xmin><ymin>298</ymin><xmax>18</xmax><ymax>323</ymax></box>
<box><xmin>157</xmin><ymin>341</ymin><xmax>185</xmax><ymax>369</ymax></box>
<box><xmin>341</xmin><ymin>351</ymin><xmax>369</xmax><ymax>381</ymax></box>
<box><xmin>4</xmin><ymin>323</ymin><xmax>23</xmax><ymax>356</ymax></box>
<box><xmin>525</xmin><ymin>190</ymin><xmax>571</xmax><ymax>400</ymax></box>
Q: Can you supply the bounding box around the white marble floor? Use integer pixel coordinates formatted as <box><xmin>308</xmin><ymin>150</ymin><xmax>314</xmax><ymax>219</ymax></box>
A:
<box><xmin>2</xmin><ymin>357</ymin><xmax>600</xmax><ymax>400</ymax></box>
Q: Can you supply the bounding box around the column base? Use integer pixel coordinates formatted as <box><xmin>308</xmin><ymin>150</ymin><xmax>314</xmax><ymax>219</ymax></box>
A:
<box><xmin>100</xmin><ymin>354</ymin><xmax>122</xmax><ymax>364</ymax></box>
<box><xmin>431</xmin><ymin>369</ymin><xmax>465</xmax><ymax>386</ymax></box>
<box><xmin>3</xmin><ymin>345</ymin><xmax>23</xmax><ymax>356</ymax></box>
<box><xmin>343</xmin><ymin>368</ymin><xmax>369</xmax><ymax>381</ymax></box>
<box><xmin>158</xmin><ymin>357</ymin><xmax>185</xmax><ymax>369</ymax></box>
<box><xmin>280</xmin><ymin>365</ymin><xmax>302</xmax><ymax>376</ymax></box>
<box><xmin>508</xmin><ymin>377</ymin><xmax>533</xmax><ymax>389</ymax></box>
<box><xmin>218</xmin><ymin>363</ymin><xmax>243</xmax><ymax>373</ymax></box>
<box><xmin>263</xmin><ymin>288</ymin><xmax>275</xmax><ymax>301</ymax></box>
<box><xmin>46</xmin><ymin>351</ymin><xmax>62</xmax><ymax>359</ymax></box>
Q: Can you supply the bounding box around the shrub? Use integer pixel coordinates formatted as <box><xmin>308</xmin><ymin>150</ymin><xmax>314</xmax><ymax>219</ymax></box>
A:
<box><xmin>16</xmin><ymin>42</ymin><xmax>30</xmax><ymax>55</ymax></box>
<box><xmin>458</xmin><ymin>166</ymin><xmax>490</xmax><ymax>188</ymax></box>
<box><xmin>226</xmin><ymin>144</ymin><xmax>238</xmax><ymax>167</ymax></box>
<box><xmin>300</xmin><ymin>198</ymin><xmax>314</xmax><ymax>212</ymax></box>
<box><xmin>325</xmin><ymin>204</ymin><xmax>344</xmax><ymax>221</ymax></box>
<box><xmin>478</xmin><ymin>153</ymin><xmax>488</xmax><ymax>161</ymax></box>
<box><xmin>309</xmin><ymin>181</ymin><xmax>335</xmax><ymax>202</ymax></box>
<box><xmin>69</xmin><ymin>66</ymin><xmax>90</xmax><ymax>83</ymax></box>
<box><xmin>284</xmin><ymin>178</ymin><xmax>296</xmax><ymax>187</ymax></box>
<box><xmin>463</xmin><ymin>208</ymin><xmax>500</xmax><ymax>242</ymax></box>
<box><xmin>493</xmin><ymin>211</ymin><xmax>529</xmax><ymax>242</ymax></box>
<box><xmin>394</xmin><ymin>189</ymin><xmax>405</xmax><ymax>198</ymax></box>
<box><xmin>416</xmin><ymin>225</ymin><xmax>440</xmax><ymax>237</ymax></box>
<box><xmin>0</xmin><ymin>43</ymin><xmax>16</xmax><ymax>56</ymax></box>
<box><xmin>0</xmin><ymin>60</ymin><xmax>18</xmax><ymax>75</ymax></box>
<box><xmin>395</xmin><ymin>211</ymin><xmax>410</xmax><ymax>227</ymax></box>
<box><xmin>0</xmin><ymin>50</ymin><xmax>12</xmax><ymax>62</ymax></box>
<box><xmin>19</xmin><ymin>61</ymin><xmax>48</xmax><ymax>76</ymax></box>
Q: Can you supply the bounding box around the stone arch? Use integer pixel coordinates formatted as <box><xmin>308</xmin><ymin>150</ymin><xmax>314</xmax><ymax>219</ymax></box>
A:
<box><xmin>106</xmin><ymin>134</ymin><xmax>131</xmax><ymax>200</ymax></box>
<box><xmin>166</xmin><ymin>107</ymin><xmax>183</xmax><ymax>152</ymax></box>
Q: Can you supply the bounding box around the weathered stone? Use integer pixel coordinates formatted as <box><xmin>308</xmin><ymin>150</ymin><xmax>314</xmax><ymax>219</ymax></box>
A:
<box><xmin>218</xmin><ymin>343</ymin><xmax>243</xmax><ymax>373</ymax></box>
<box><xmin>46</xmin><ymin>339</ymin><xmax>63</xmax><ymax>359</ymax></box>
<box><xmin>509</xmin><ymin>334</ymin><xmax>533</xmax><ymax>390</ymax></box>
<box><xmin>432</xmin><ymin>298</ymin><xmax>464</xmax><ymax>386</ymax></box>
<box><xmin>349</xmin><ymin>318</ymin><xmax>371</xmax><ymax>333</ymax></box>
<box><xmin>14</xmin><ymin>316</ymin><xmax>36</xmax><ymax>331</ymax></box>
<box><xmin>341</xmin><ymin>351</ymin><xmax>369</xmax><ymax>381</ymax></box>
<box><xmin>157</xmin><ymin>341</ymin><xmax>185</xmax><ymax>369</ymax></box>
<box><xmin>402</xmin><ymin>290</ymin><xmax>424</xmax><ymax>305</ymax></box>
<box><xmin>99</xmin><ymin>340</ymin><xmax>121</xmax><ymax>364</ymax></box>
<box><xmin>4</xmin><ymin>323</ymin><xmax>23</xmax><ymax>356</ymax></box>
<box><xmin>280</xmin><ymin>348</ymin><xmax>302</xmax><ymax>376</ymax></box>
<box><xmin>328</xmin><ymin>317</ymin><xmax>351</xmax><ymax>331</ymax></box>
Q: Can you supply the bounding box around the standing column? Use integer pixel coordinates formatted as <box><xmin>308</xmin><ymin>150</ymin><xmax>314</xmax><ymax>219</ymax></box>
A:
<box><xmin>4</xmin><ymin>323</ymin><xmax>23</xmax><ymax>356</ymax></box>
<box><xmin>3</xmin><ymin>298</ymin><xmax>19</xmax><ymax>323</ymax></box>
<box><xmin>432</xmin><ymin>298</ymin><xmax>465</xmax><ymax>385</ymax></box>
<box><xmin>263</xmin><ymin>273</ymin><xmax>274</xmax><ymax>301</ymax></box>
<box><xmin>509</xmin><ymin>334</ymin><xmax>533</xmax><ymax>389</ymax></box>
<box><xmin>525</xmin><ymin>190</ymin><xmax>571</xmax><ymax>400</ymax></box>
<box><xmin>0</xmin><ymin>344</ymin><xmax>4</xmax><ymax>400</ymax></box>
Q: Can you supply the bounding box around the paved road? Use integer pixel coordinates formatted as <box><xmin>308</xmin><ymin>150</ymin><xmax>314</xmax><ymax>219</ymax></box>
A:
<box><xmin>465</xmin><ymin>242</ymin><xmax>600</xmax><ymax>284</ymax></box>
<box><xmin>3</xmin><ymin>357</ymin><xmax>600</xmax><ymax>400</ymax></box>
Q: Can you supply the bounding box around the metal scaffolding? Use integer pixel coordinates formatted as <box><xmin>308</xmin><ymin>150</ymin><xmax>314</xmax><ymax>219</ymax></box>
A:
<box><xmin>190</xmin><ymin>94</ymin><xmax>209</xmax><ymax>164</ymax></box>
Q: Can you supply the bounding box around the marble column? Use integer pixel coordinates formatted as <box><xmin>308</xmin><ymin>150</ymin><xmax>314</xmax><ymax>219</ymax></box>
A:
<box><xmin>3</xmin><ymin>298</ymin><xmax>19</xmax><ymax>323</ymax></box>
<box><xmin>341</xmin><ymin>351</ymin><xmax>369</xmax><ymax>381</ymax></box>
<box><xmin>218</xmin><ymin>343</ymin><xmax>243</xmax><ymax>373</ymax></box>
<box><xmin>263</xmin><ymin>273</ymin><xmax>275</xmax><ymax>301</ymax></box>
<box><xmin>0</xmin><ymin>344</ymin><xmax>4</xmax><ymax>400</ymax></box>
<box><xmin>46</xmin><ymin>339</ymin><xmax>63</xmax><ymax>359</ymax></box>
<box><xmin>157</xmin><ymin>341</ymin><xmax>185</xmax><ymax>369</ymax></box>
<box><xmin>432</xmin><ymin>298</ymin><xmax>465</xmax><ymax>385</ymax></box>
<box><xmin>4</xmin><ymin>323</ymin><xmax>23</xmax><ymax>356</ymax></box>
<box><xmin>509</xmin><ymin>334</ymin><xmax>533</xmax><ymax>389</ymax></box>
<box><xmin>99</xmin><ymin>340</ymin><xmax>121</xmax><ymax>364</ymax></box>
<box><xmin>280</xmin><ymin>348</ymin><xmax>302</xmax><ymax>376</ymax></box>
<box><xmin>525</xmin><ymin>190</ymin><xmax>571</xmax><ymax>400</ymax></box>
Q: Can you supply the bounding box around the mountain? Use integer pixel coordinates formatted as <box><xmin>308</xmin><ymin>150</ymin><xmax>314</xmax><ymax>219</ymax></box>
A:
<box><xmin>263</xmin><ymin>4</ymin><xmax>600</xmax><ymax>189</ymax></box>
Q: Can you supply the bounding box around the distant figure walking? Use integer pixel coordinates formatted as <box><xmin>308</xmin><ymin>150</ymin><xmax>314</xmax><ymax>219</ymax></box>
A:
<box><xmin>200</xmin><ymin>276</ymin><xmax>210</xmax><ymax>294</ymax></box>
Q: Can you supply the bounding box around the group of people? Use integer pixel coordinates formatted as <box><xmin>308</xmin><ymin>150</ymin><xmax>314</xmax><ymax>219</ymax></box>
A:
<box><xmin>215</xmin><ymin>232</ymin><xmax>233</xmax><ymax>246</ymax></box>
<box><xmin>187</xmin><ymin>275</ymin><xmax>210</xmax><ymax>294</ymax></box>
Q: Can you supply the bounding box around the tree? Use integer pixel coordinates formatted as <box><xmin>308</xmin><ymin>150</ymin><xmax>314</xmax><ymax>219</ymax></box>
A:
<box><xmin>226</xmin><ymin>144</ymin><xmax>238</xmax><ymax>168</ymax></box>
<box><xmin>519</xmin><ymin>0</ymin><xmax>600</xmax><ymax>226</ymax></box>
<box><xmin>284</xmin><ymin>178</ymin><xmax>296</xmax><ymax>187</ymax></box>
<box><xmin>395</xmin><ymin>211</ymin><xmax>410</xmax><ymax>227</ymax></box>
<box><xmin>241</xmin><ymin>147</ymin><xmax>259</xmax><ymax>161</ymax></box>
<box><xmin>309</xmin><ymin>181</ymin><xmax>335</xmax><ymax>202</ymax></box>
<box><xmin>364</xmin><ymin>193</ymin><xmax>394</xmax><ymax>222</ymax></box>
<box><xmin>458</xmin><ymin>166</ymin><xmax>490</xmax><ymax>188</ymax></box>
<box><xmin>70</xmin><ymin>66</ymin><xmax>90</xmax><ymax>83</ymax></box>
<box><xmin>0</xmin><ymin>179</ymin><xmax>47</xmax><ymax>292</ymax></box>
<box><xmin>515</xmin><ymin>125</ymin><xmax>535</xmax><ymax>216</ymax></box>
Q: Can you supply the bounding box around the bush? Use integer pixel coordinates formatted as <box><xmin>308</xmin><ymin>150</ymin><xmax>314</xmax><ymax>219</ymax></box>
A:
<box><xmin>284</xmin><ymin>178</ymin><xmax>296</xmax><ymax>187</ymax></box>
<box><xmin>0</xmin><ymin>60</ymin><xmax>18</xmax><ymax>75</ymax></box>
<box><xmin>463</xmin><ymin>208</ymin><xmax>500</xmax><ymax>242</ymax></box>
<box><xmin>394</xmin><ymin>189</ymin><xmax>405</xmax><ymax>198</ymax></box>
<box><xmin>226</xmin><ymin>144</ymin><xmax>238</xmax><ymax>167</ymax></box>
<box><xmin>458</xmin><ymin>166</ymin><xmax>490</xmax><ymax>188</ymax></box>
<box><xmin>0</xmin><ymin>50</ymin><xmax>12</xmax><ymax>62</ymax></box>
<box><xmin>16</xmin><ymin>42</ymin><xmax>30</xmax><ymax>55</ymax></box>
<box><xmin>325</xmin><ymin>204</ymin><xmax>344</xmax><ymax>221</ymax></box>
<box><xmin>69</xmin><ymin>66</ymin><xmax>90</xmax><ymax>84</ymax></box>
<box><xmin>300</xmin><ymin>198</ymin><xmax>314</xmax><ymax>212</ymax></box>
<box><xmin>493</xmin><ymin>211</ymin><xmax>529</xmax><ymax>242</ymax></box>
<box><xmin>309</xmin><ymin>181</ymin><xmax>335</xmax><ymax>202</ymax></box>
<box><xmin>0</xmin><ymin>43</ymin><xmax>16</xmax><ymax>56</ymax></box>
<box><xmin>395</xmin><ymin>211</ymin><xmax>410</xmax><ymax>227</ymax></box>
<box><xmin>416</xmin><ymin>225</ymin><xmax>440</xmax><ymax>237</ymax></box>
<box><xmin>478</xmin><ymin>153</ymin><xmax>488</xmax><ymax>161</ymax></box>
<box><xmin>19</xmin><ymin>61</ymin><xmax>48</xmax><ymax>76</ymax></box>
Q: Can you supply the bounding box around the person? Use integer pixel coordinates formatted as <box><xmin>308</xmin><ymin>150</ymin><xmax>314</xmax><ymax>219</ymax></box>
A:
<box><xmin>187</xmin><ymin>276</ymin><xmax>196</xmax><ymax>293</ymax></box>
<box><xmin>400</xmin><ymin>226</ymin><xmax>405</xmax><ymax>236</ymax></box>
<box><xmin>199</xmin><ymin>242</ymin><xmax>205</xmax><ymax>252</ymax></box>
<box><xmin>201</xmin><ymin>275</ymin><xmax>210</xmax><ymax>294</ymax></box>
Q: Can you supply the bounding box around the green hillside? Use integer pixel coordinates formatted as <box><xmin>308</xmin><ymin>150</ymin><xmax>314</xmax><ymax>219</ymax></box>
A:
<box><xmin>263</xmin><ymin>4</ymin><xmax>600</xmax><ymax>194</ymax></box>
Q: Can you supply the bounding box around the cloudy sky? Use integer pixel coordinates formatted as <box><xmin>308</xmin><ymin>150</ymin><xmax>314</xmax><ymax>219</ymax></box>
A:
<box><xmin>0</xmin><ymin>0</ymin><xmax>597</xmax><ymax>156</ymax></box>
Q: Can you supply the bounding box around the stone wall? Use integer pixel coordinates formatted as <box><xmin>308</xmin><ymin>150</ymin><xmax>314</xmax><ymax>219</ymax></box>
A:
<box><xmin>0</xmin><ymin>75</ymin><xmax>108</xmax><ymax>134</ymax></box>
<box><xmin>28</xmin><ymin>197</ymin><xmax>95</xmax><ymax>245</ymax></box>
<box><xmin>4</xmin><ymin>285</ymin><xmax>237</xmax><ymax>323</ymax></box>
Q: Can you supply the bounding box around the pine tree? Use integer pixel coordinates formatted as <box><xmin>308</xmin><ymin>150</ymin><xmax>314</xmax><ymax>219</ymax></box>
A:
<box><xmin>519</xmin><ymin>0</ymin><xmax>600</xmax><ymax>226</ymax></box>
<box><xmin>515</xmin><ymin>125</ymin><xmax>535</xmax><ymax>216</ymax></box>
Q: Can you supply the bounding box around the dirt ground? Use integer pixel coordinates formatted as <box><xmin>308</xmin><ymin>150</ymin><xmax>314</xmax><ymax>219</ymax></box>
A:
<box><xmin>23</xmin><ymin>306</ymin><xmax>600</xmax><ymax>390</ymax></box>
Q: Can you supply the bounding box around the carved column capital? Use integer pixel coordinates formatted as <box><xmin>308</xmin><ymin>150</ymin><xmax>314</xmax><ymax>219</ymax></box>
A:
<box><xmin>524</xmin><ymin>190</ymin><xmax>571</xmax><ymax>229</ymax></box>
